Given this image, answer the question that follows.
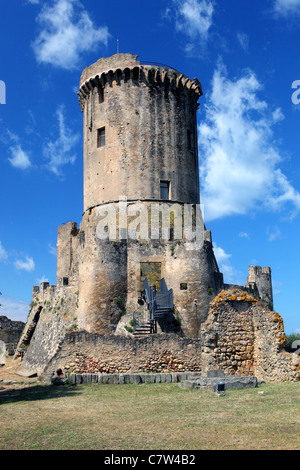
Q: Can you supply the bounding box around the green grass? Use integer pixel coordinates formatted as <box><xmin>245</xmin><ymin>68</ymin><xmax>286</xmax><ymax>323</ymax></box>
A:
<box><xmin>0</xmin><ymin>381</ymin><xmax>299</xmax><ymax>450</ymax></box>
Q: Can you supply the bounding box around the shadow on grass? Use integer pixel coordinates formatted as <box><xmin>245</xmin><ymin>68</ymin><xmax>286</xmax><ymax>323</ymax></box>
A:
<box><xmin>0</xmin><ymin>384</ymin><xmax>81</xmax><ymax>404</ymax></box>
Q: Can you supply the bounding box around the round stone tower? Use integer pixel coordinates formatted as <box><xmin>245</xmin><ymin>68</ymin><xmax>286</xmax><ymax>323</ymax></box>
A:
<box><xmin>78</xmin><ymin>53</ymin><xmax>202</xmax><ymax>212</ymax></box>
<box><xmin>75</xmin><ymin>53</ymin><xmax>222</xmax><ymax>337</ymax></box>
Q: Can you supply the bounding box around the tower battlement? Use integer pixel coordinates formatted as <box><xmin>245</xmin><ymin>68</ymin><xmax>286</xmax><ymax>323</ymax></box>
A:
<box><xmin>246</xmin><ymin>265</ymin><xmax>273</xmax><ymax>309</ymax></box>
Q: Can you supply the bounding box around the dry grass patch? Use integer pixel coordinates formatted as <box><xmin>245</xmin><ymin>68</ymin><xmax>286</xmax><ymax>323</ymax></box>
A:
<box><xmin>0</xmin><ymin>380</ymin><xmax>299</xmax><ymax>450</ymax></box>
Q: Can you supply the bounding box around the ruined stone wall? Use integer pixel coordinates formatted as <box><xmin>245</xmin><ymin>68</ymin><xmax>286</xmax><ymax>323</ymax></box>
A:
<box><xmin>41</xmin><ymin>331</ymin><xmax>202</xmax><ymax>379</ymax></box>
<box><xmin>201</xmin><ymin>289</ymin><xmax>300</xmax><ymax>382</ymax></box>
<box><xmin>16</xmin><ymin>284</ymin><xmax>79</xmax><ymax>374</ymax></box>
<box><xmin>0</xmin><ymin>316</ymin><xmax>25</xmax><ymax>355</ymax></box>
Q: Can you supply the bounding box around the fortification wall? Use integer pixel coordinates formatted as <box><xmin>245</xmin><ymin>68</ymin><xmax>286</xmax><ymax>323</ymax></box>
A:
<box><xmin>16</xmin><ymin>284</ymin><xmax>79</xmax><ymax>374</ymax></box>
<box><xmin>41</xmin><ymin>331</ymin><xmax>202</xmax><ymax>380</ymax></box>
<box><xmin>0</xmin><ymin>316</ymin><xmax>25</xmax><ymax>355</ymax></box>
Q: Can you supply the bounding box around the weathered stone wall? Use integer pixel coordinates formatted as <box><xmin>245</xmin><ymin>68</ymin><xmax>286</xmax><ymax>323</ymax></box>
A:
<box><xmin>41</xmin><ymin>331</ymin><xmax>202</xmax><ymax>379</ymax></box>
<box><xmin>16</xmin><ymin>284</ymin><xmax>79</xmax><ymax>374</ymax></box>
<box><xmin>0</xmin><ymin>316</ymin><xmax>25</xmax><ymax>355</ymax></box>
<box><xmin>201</xmin><ymin>289</ymin><xmax>300</xmax><ymax>382</ymax></box>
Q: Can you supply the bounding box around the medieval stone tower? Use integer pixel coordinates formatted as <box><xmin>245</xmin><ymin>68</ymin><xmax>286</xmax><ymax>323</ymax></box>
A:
<box><xmin>72</xmin><ymin>52</ymin><xmax>222</xmax><ymax>336</ymax></box>
<box><xmin>16</xmin><ymin>53</ymin><xmax>275</xmax><ymax>376</ymax></box>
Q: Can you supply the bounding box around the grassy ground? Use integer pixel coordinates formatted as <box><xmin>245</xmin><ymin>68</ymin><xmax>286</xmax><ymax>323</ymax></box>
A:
<box><xmin>0</xmin><ymin>376</ymin><xmax>299</xmax><ymax>450</ymax></box>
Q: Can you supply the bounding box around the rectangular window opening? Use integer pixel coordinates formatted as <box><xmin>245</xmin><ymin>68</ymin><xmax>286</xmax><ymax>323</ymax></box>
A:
<box><xmin>180</xmin><ymin>283</ymin><xmax>188</xmax><ymax>290</ymax></box>
<box><xmin>98</xmin><ymin>86</ymin><xmax>104</xmax><ymax>104</ymax></box>
<box><xmin>97</xmin><ymin>127</ymin><xmax>105</xmax><ymax>148</ymax></box>
<box><xmin>160</xmin><ymin>180</ymin><xmax>170</xmax><ymax>200</ymax></box>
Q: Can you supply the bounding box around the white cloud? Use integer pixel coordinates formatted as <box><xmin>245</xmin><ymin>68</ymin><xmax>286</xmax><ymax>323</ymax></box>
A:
<box><xmin>267</xmin><ymin>225</ymin><xmax>282</xmax><ymax>242</ymax></box>
<box><xmin>273</xmin><ymin>0</ymin><xmax>300</xmax><ymax>16</ymax></box>
<box><xmin>6</xmin><ymin>130</ymin><xmax>32</xmax><ymax>170</ymax></box>
<box><xmin>14</xmin><ymin>256</ymin><xmax>35</xmax><ymax>272</ymax></box>
<box><xmin>32</xmin><ymin>0</ymin><xmax>110</xmax><ymax>70</ymax></box>
<box><xmin>48</xmin><ymin>243</ymin><xmax>57</xmax><ymax>256</ymax></box>
<box><xmin>8</xmin><ymin>144</ymin><xmax>32</xmax><ymax>170</ymax></box>
<box><xmin>44</xmin><ymin>105</ymin><xmax>79</xmax><ymax>176</ymax></box>
<box><xmin>0</xmin><ymin>241</ymin><xmax>8</xmax><ymax>262</ymax></box>
<box><xmin>213</xmin><ymin>242</ymin><xmax>239</xmax><ymax>283</ymax></box>
<box><xmin>0</xmin><ymin>296</ymin><xmax>30</xmax><ymax>322</ymax></box>
<box><xmin>237</xmin><ymin>32</ymin><xmax>249</xmax><ymax>52</ymax></box>
<box><xmin>239</xmin><ymin>232</ymin><xmax>250</xmax><ymax>239</ymax></box>
<box><xmin>199</xmin><ymin>64</ymin><xmax>300</xmax><ymax>221</ymax></box>
<box><xmin>168</xmin><ymin>0</ymin><xmax>214</xmax><ymax>53</ymax></box>
<box><xmin>36</xmin><ymin>275</ymin><xmax>49</xmax><ymax>285</ymax></box>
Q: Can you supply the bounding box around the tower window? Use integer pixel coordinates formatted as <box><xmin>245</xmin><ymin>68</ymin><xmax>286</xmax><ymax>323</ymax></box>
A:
<box><xmin>97</xmin><ymin>127</ymin><xmax>105</xmax><ymax>148</ymax></box>
<box><xmin>160</xmin><ymin>181</ymin><xmax>170</xmax><ymax>200</ymax></box>
<box><xmin>98</xmin><ymin>86</ymin><xmax>104</xmax><ymax>104</ymax></box>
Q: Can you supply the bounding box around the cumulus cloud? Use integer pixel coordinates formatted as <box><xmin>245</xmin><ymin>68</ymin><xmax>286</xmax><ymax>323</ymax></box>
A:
<box><xmin>43</xmin><ymin>105</ymin><xmax>79</xmax><ymax>177</ymax></box>
<box><xmin>167</xmin><ymin>0</ymin><xmax>214</xmax><ymax>53</ymax></box>
<box><xmin>32</xmin><ymin>0</ymin><xmax>110</xmax><ymax>70</ymax></box>
<box><xmin>198</xmin><ymin>63</ymin><xmax>300</xmax><ymax>221</ymax></box>
<box><xmin>273</xmin><ymin>0</ymin><xmax>300</xmax><ymax>16</ymax></box>
<box><xmin>14</xmin><ymin>256</ymin><xmax>35</xmax><ymax>272</ymax></box>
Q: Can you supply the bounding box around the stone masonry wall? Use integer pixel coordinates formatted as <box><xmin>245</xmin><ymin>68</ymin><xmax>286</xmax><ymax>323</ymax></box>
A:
<box><xmin>41</xmin><ymin>331</ymin><xmax>202</xmax><ymax>380</ymax></box>
<box><xmin>201</xmin><ymin>289</ymin><xmax>300</xmax><ymax>382</ymax></box>
<box><xmin>0</xmin><ymin>316</ymin><xmax>25</xmax><ymax>355</ymax></box>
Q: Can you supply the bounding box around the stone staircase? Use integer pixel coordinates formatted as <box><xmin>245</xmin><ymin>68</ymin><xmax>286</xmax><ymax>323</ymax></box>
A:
<box><xmin>133</xmin><ymin>278</ymin><xmax>173</xmax><ymax>337</ymax></box>
<box><xmin>133</xmin><ymin>320</ymin><xmax>156</xmax><ymax>338</ymax></box>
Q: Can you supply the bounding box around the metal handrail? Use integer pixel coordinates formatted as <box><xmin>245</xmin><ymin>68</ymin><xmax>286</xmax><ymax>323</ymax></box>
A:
<box><xmin>140</xmin><ymin>61</ymin><xmax>181</xmax><ymax>74</ymax></box>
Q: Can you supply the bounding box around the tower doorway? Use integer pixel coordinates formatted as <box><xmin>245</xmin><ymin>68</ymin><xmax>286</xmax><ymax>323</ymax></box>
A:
<box><xmin>140</xmin><ymin>262</ymin><xmax>161</xmax><ymax>292</ymax></box>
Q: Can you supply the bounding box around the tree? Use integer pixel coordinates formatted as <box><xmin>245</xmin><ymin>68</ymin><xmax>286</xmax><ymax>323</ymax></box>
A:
<box><xmin>285</xmin><ymin>333</ymin><xmax>300</xmax><ymax>352</ymax></box>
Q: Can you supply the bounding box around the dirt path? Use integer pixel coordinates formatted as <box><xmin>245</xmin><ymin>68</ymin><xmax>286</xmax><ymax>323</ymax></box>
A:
<box><xmin>0</xmin><ymin>356</ymin><xmax>39</xmax><ymax>390</ymax></box>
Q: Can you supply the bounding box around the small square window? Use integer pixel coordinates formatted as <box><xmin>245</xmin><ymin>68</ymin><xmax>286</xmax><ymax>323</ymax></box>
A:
<box><xmin>160</xmin><ymin>180</ymin><xmax>170</xmax><ymax>200</ymax></box>
<box><xmin>97</xmin><ymin>127</ymin><xmax>105</xmax><ymax>148</ymax></box>
<box><xmin>180</xmin><ymin>283</ymin><xmax>188</xmax><ymax>290</ymax></box>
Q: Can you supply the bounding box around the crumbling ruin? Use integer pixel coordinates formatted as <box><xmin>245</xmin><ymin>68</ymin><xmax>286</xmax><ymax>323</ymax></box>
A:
<box><xmin>15</xmin><ymin>53</ymin><xmax>300</xmax><ymax>382</ymax></box>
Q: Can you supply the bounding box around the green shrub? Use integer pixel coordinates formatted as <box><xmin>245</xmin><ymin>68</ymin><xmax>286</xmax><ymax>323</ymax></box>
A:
<box><xmin>285</xmin><ymin>333</ymin><xmax>300</xmax><ymax>352</ymax></box>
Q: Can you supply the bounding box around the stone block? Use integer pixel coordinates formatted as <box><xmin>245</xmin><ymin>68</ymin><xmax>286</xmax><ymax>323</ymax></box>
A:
<box><xmin>75</xmin><ymin>374</ymin><xmax>82</xmax><ymax>384</ymax></box>
<box><xmin>0</xmin><ymin>341</ymin><xmax>6</xmax><ymax>366</ymax></box>
<box><xmin>91</xmin><ymin>374</ymin><xmax>98</xmax><ymax>383</ymax></box>
<box><xmin>207</xmin><ymin>369</ymin><xmax>225</xmax><ymax>378</ymax></box>
<box><xmin>102</xmin><ymin>374</ymin><xmax>109</xmax><ymax>384</ymax></box>
<box><xmin>179</xmin><ymin>375</ymin><xmax>257</xmax><ymax>391</ymax></box>
<box><xmin>69</xmin><ymin>373</ymin><xmax>76</xmax><ymax>384</ymax></box>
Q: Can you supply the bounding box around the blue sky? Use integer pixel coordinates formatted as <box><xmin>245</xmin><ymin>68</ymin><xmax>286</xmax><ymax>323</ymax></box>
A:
<box><xmin>0</xmin><ymin>0</ymin><xmax>300</xmax><ymax>334</ymax></box>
